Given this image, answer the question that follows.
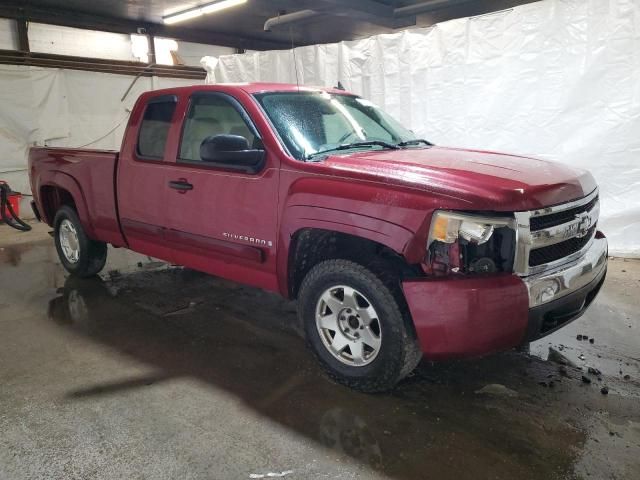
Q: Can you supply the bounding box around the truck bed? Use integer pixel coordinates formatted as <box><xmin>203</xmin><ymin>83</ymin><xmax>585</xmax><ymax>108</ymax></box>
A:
<box><xmin>28</xmin><ymin>147</ymin><xmax>125</xmax><ymax>247</ymax></box>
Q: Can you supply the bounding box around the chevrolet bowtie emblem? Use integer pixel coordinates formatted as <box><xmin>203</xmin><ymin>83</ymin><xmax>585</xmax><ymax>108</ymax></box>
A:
<box><xmin>575</xmin><ymin>212</ymin><xmax>592</xmax><ymax>238</ymax></box>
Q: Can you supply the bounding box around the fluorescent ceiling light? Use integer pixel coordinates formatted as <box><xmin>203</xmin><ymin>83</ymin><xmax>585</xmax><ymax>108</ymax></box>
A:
<box><xmin>163</xmin><ymin>0</ymin><xmax>247</xmax><ymax>25</ymax></box>
<box><xmin>201</xmin><ymin>0</ymin><xmax>247</xmax><ymax>14</ymax></box>
<box><xmin>163</xmin><ymin>9</ymin><xmax>203</xmax><ymax>25</ymax></box>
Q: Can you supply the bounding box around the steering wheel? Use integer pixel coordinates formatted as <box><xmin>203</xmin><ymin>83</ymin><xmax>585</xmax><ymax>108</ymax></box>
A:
<box><xmin>336</xmin><ymin>130</ymin><xmax>360</xmax><ymax>145</ymax></box>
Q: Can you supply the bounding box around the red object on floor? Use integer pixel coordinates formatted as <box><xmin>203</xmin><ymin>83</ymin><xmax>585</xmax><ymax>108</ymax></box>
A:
<box><xmin>7</xmin><ymin>193</ymin><xmax>21</xmax><ymax>217</ymax></box>
<box><xmin>0</xmin><ymin>180</ymin><xmax>21</xmax><ymax>219</ymax></box>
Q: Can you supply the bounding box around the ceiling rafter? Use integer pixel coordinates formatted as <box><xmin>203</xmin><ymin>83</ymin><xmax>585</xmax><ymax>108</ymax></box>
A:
<box><xmin>314</xmin><ymin>0</ymin><xmax>416</xmax><ymax>29</ymax></box>
<box><xmin>318</xmin><ymin>0</ymin><xmax>396</xmax><ymax>18</ymax></box>
<box><xmin>0</xmin><ymin>2</ymin><xmax>291</xmax><ymax>51</ymax></box>
<box><xmin>0</xmin><ymin>1</ymin><xmax>532</xmax><ymax>51</ymax></box>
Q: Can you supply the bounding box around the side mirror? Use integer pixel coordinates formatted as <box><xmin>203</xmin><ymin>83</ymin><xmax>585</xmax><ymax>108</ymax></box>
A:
<box><xmin>200</xmin><ymin>134</ymin><xmax>265</xmax><ymax>173</ymax></box>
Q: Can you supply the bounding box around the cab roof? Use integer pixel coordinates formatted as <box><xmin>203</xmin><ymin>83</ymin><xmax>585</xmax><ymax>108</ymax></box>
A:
<box><xmin>148</xmin><ymin>82</ymin><xmax>353</xmax><ymax>97</ymax></box>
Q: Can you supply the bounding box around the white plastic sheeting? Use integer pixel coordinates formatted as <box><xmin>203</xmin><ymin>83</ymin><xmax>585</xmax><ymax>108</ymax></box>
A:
<box><xmin>28</xmin><ymin>23</ymin><xmax>137</xmax><ymax>61</ymax></box>
<box><xmin>212</xmin><ymin>0</ymin><xmax>640</xmax><ymax>257</ymax></box>
<box><xmin>0</xmin><ymin>65</ymin><xmax>196</xmax><ymax>212</ymax></box>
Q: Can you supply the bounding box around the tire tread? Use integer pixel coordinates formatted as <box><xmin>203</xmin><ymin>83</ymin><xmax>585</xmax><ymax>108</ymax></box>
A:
<box><xmin>298</xmin><ymin>259</ymin><xmax>420</xmax><ymax>392</ymax></box>
<box><xmin>53</xmin><ymin>206</ymin><xmax>107</xmax><ymax>277</ymax></box>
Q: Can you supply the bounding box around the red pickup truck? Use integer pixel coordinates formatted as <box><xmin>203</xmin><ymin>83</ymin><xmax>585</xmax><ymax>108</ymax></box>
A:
<box><xmin>29</xmin><ymin>83</ymin><xmax>607</xmax><ymax>391</ymax></box>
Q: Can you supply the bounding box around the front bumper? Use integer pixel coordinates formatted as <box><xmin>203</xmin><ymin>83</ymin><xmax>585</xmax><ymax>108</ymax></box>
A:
<box><xmin>402</xmin><ymin>234</ymin><xmax>608</xmax><ymax>359</ymax></box>
<box><xmin>521</xmin><ymin>235</ymin><xmax>607</xmax><ymax>341</ymax></box>
<box><xmin>523</xmin><ymin>266</ymin><xmax>606</xmax><ymax>342</ymax></box>
<box><xmin>523</xmin><ymin>236</ymin><xmax>608</xmax><ymax>308</ymax></box>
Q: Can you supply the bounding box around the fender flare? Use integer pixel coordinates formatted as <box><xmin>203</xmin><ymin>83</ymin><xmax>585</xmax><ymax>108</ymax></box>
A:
<box><xmin>276</xmin><ymin>205</ymin><xmax>415</xmax><ymax>297</ymax></box>
<box><xmin>39</xmin><ymin>171</ymin><xmax>96</xmax><ymax>239</ymax></box>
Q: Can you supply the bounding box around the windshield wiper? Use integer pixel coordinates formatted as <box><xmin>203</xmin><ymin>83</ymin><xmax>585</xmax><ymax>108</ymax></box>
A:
<box><xmin>396</xmin><ymin>139</ymin><xmax>433</xmax><ymax>147</ymax></box>
<box><xmin>306</xmin><ymin>140</ymin><xmax>400</xmax><ymax>160</ymax></box>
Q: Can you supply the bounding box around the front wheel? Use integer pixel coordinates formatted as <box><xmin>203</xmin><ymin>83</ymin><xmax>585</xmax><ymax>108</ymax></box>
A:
<box><xmin>53</xmin><ymin>205</ymin><xmax>107</xmax><ymax>277</ymax></box>
<box><xmin>298</xmin><ymin>259</ymin><xmax>421</xmax><ymax>392</ymax></box>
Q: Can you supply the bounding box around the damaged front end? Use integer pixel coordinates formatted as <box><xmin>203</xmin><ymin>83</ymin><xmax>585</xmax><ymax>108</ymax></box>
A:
<box><xmin>403</xmin><ymin>193</ymin><xmax>607</xmax><ymax>359</ymax></box>
<box><xmin>423</xmin><ymin>211</ymin><xmax>516</xmax><ymax>276</ymax></box>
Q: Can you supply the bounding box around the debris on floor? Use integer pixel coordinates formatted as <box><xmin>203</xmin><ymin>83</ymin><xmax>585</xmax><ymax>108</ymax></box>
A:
<box><xmin>474</xmin><ymin>384</ymin><xmax>518</xmax><ymax>397</ymax></box>
<box><xmin>548</xmin><ymin>346</ymin><xmax>576</xmax><ymax>367</ymax></box>
<box><xmin>249</xmin><ymin>470</ymin><xmax>294</xmax><ymax>478</ymax></box>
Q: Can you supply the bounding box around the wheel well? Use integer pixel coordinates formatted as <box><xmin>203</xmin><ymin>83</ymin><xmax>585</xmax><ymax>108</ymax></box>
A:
<box><xmin>40</xmin><ymin>186</ymin><xmax>76</xmax><ymax>224</ymax></box>
<box><xmin>287</xmin><ymin>228</ymin><xmax>421</xmax><ymax>300</ymax></box>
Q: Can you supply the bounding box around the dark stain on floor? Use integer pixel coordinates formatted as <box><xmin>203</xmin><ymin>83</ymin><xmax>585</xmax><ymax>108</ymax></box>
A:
<box><xmin>1</xmin><ymin>236</ymin><xmax>639</xmax><ymax>479</ymax></box>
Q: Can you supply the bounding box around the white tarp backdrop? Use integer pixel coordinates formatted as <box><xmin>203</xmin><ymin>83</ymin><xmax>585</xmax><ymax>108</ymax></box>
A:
<box><xmin>212</xmin><ymin>0</ymin><xmax>640</xmax><ymax>257</ymax></box>
<box><xmin>0</xmin><ymin>65</ymin><xmax>195</xmax><ymax>207</ymax></box>
<box><xmin>0</xmin><ymin>0</ymin><xmax>637</xmax><ymax>256</ymax></box>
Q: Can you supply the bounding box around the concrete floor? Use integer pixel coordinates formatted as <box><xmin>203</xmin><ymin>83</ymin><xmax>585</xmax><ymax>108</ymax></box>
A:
<box><xmin>1</xmin><ymin>222</ymin><xmax>639</xmax><ymax>480</ymax></box>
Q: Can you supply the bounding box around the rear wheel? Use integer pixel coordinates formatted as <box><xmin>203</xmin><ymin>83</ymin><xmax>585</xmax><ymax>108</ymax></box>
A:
<box><xmin>53</xmin><ymin>206</ymin><xmax>107</xmax><ymax>277</ymax></box>
<box><xmin>298</xmin><ymin>259</ymin><xmax>421</xmax><ymax>392</ymax></box>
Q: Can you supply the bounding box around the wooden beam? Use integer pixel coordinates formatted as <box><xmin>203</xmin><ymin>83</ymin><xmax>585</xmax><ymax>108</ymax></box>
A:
<box><xmin>16</xmin><ymin>18</ymin><xmax>29</xmax><ymax>52</ymax></box>
<box><xmin>0</xmin><ymin>49</ymin><xmax>207</xmax><ymax>80</ymax></box>
<box><xmin>147</xmin><ymin>34</ymin><xmax>156</xmax><ymax>65</ymax></box>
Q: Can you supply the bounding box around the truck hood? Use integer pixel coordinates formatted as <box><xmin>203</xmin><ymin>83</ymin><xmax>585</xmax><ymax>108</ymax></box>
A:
<box><xmin>323</xmin><ymin>146</ymin><xmax>596</xmax><ymax>211</ymax></box>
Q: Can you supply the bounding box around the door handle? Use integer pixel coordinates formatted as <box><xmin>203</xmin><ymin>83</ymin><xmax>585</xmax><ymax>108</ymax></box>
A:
<box><xmin>168</xmin><ymin>180</ymin><xmax>193</xmax><ymax>192</ymax></box>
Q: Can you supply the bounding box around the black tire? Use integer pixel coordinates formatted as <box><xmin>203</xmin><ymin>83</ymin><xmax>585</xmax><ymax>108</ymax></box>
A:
<box><xmin>298</xmin><ymin>259</ymin><xmax>422</xmax><ymax>392</ymax></box>
<box><xmin>53</xmin><ymin>205</ymin><xmax>107</xmax><ymax>277</ymax></box>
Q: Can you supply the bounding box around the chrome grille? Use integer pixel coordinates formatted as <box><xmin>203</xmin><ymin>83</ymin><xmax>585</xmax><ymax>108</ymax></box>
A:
<box><xmin>514</xmin><ymin>189</ymin><xmax>599</xmax><ymax>276</ymax></box>
<box><xmin>529</xmin><ymin>225</ymin><xmax>596</xmax><ymax>267</ymax></box>
<box><xmin>530</xmin><ymin>195</ymin><xmax>598</xmax><ymax>231</ymax></box>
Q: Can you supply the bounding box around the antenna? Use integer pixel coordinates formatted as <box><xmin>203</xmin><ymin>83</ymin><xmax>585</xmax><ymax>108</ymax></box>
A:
<box><xmin>289</xmin><ymin>26</ymin><xmax>301</xmax><ymax>89</ymax></box>
<box><xmin>288</xmin><ymin>26</ymin><xmax>306</xmax><ymax>158</ymax></box>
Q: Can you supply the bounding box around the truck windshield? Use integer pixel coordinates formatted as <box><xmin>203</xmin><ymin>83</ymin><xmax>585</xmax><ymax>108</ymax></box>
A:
<box><xmin>254</xmin><ymin>91</ymin><xmax>418</xmax><ymax>160</ymax></box>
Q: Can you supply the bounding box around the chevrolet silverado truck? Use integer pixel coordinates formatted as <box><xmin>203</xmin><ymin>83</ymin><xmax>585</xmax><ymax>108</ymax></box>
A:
<box><xmin>29</xmin><ymin>83</ymin><xmax>607</xmax><ymax>392</ymax></box>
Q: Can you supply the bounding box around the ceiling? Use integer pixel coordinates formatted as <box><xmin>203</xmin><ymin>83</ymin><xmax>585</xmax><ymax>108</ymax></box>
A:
<box><xmin>1</xmin><ymin>0</ymin><xmax>536</xmax><ymax>51</ymax></box>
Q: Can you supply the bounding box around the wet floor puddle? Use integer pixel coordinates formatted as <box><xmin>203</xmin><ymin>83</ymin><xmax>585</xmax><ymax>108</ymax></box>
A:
<box><xmin>1</xmin><ymin>242</ymin><xmax>639</xmax><ymax>479</ymax></box>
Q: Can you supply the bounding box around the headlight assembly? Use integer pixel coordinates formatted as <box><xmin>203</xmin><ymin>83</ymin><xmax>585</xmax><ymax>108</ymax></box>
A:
<box><xmin>430</xmin><ymin>213</ymin><xmax>496</xmax><ymax>245</ymax></box>
<box><xmin>426</xmin><ymin>211</ymin><xmax>516</xmax><ymax>275</ymax></box>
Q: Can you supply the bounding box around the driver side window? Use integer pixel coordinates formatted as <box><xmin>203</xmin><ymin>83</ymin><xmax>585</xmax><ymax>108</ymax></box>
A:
<box><xmin>179</xmin><ymin>94</ymin><xmax>256</xmax><ymax>162</ymax></box>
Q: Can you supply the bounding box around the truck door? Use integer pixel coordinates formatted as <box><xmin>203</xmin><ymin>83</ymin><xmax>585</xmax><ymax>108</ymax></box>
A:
<box><xmin>164</xmin><ymin>91</ymin><xmax>279</xmax><ymax>291</ymax></box>
<box><xmin>117</xmin><ymin>94</ymin><xmax>177</xmax><ymax>264</ymax></box>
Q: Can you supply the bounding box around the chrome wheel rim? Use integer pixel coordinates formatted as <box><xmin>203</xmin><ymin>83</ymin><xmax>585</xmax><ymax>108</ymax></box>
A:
<box><xmin>59</xmin><ymin>219</ymin><xmax>80</xmax><ymax>264</ymax></box>
<box><xmin>315</xmin><ymin>285</ymin><xmax>382</xmax><ymax>366</ymax></box>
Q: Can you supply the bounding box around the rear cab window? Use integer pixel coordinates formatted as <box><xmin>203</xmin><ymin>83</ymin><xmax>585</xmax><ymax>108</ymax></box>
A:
<box><xmin>137</xmin><ymin>95</ymin><xmax>178</xmax><ymax>160</ymax></box>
